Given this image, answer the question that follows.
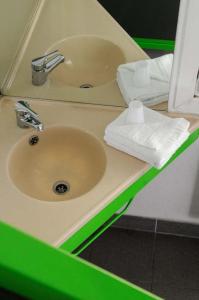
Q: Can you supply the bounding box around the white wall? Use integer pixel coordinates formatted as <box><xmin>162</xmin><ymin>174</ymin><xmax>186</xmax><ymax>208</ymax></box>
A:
<box><xmin>126</xmin><ymin>139</ymin><xmax>199</xmax><ymax>224</ymax></box>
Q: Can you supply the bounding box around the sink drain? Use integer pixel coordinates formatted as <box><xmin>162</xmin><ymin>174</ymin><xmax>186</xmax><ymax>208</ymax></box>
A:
<box><xmin>53</xmin><ymin>181</ymin><xmax>70</xmax><ymax>195</ymax></box>
<box><xmin>79</xmin><ymin>83</ymin><xmax>93</xmax><ymax>89</ymax></box>
<box><xmin>29</xmin><ymin>135</ymin><xmax>39</xmax><ymax>145</ymax></box>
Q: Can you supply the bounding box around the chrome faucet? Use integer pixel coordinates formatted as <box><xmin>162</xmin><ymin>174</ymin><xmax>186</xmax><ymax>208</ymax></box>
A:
<box><xmin>15</xmin><ymin>100</ymin><xmax>44</xmax><ymax>131</ymax></box>
<box><xmin>31</xmin><ymin>50</ymin><xmax>65</xmax><ymax>86</ymax></box>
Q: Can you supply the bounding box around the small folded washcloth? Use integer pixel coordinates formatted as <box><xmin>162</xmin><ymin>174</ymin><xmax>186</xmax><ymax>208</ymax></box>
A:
<box><xmin>104</xmin><ymin>102</ymin><xmax>190</xmax><ymax>169</ymax></box>
<box><xmin>117</xmin><ymin>54</ymin><xmax>173</xmax><ymax>106</ymax></box>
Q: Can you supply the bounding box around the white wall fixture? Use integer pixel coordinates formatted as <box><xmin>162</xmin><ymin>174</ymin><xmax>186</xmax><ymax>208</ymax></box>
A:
<box><xmin>169</xmin><ymin>0</ymin><xmax>199</xmax><ymax>114</ymax></box>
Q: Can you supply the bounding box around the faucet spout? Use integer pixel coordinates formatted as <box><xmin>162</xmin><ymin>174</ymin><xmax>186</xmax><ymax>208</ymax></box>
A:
<box><xmin>32</xmin><ymin>50</ymin><xmax>65</xmax><ymax>86</ymax></box>
<box><xmin>15</xmin><ymin>100</ymin><xmax>44</xmax><ymax>131</ymax></box>
<box><xmin>37</xmin><ymin>123</ymin><xmax>44</xmax><ymax>132</ymax></box>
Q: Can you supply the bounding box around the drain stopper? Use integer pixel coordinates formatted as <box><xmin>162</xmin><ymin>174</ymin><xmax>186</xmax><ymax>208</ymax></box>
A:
<box><xmin>53</xmin><ymin>181</ymin><xmax>70</xmax><ymax>195</ymax></box>
<box><xmin>29</xmin><ymin>135</ymin><xmax>39</xmax><ymax>145</ymax></box>
<box><xmin>79</xmin><ymin>83</ymin><xmax>93</xmax><ymax>89</ymax></box>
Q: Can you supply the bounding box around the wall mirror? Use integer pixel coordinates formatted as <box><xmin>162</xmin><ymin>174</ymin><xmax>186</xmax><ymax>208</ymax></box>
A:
<box><xmin>0</xmin><ymin>0</ymin><xmax>184</xmax><ymax>111</ymax></box>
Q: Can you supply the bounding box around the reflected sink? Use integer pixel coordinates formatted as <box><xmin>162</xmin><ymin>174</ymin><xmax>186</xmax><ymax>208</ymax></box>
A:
<box><xmin>8</xmin><ymin>126</ymin><xmax>106</xmax><ymax>201</ymax></box>
<box><xmin>48</xmin><ymin>35</ymin><xmax>125</xmax><ymax>88</ymax></box>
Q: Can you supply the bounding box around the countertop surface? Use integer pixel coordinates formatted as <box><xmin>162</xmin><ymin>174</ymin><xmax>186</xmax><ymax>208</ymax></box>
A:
<box><xmin>0</xmin><ymin>96</ymin><xmax>199</xmax><ymax>246</ymax></box>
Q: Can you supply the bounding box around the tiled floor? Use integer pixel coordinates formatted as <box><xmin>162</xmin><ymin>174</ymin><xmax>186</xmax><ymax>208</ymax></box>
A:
<box><xmin>79</xmin><ymin>227</ymin><xmax>199</xmax><ymax>300</ymax></box>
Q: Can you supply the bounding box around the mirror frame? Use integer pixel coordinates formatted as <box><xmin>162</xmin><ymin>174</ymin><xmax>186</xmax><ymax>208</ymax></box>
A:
<box><xmin>169</xmin><ymin>0</ymin><xmax>199</xmax><ymax>115</ymax></box>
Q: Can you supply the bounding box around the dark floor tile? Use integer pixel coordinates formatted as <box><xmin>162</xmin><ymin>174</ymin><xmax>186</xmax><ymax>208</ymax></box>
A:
<box><xmin>152</xmin><ymin>284</ymin><xmax>199</xmax><ymax>300</ymax></box>
<box><xmin>153</xmin><ymin>234</ymin><xmax>199</xmax><ymax>289</ymax></box>
<box><xmin>112</xmin><ymin>215</ymin><xmax>156</xmax><ymax>232</ymax></box>
<box><xmin>133</xmin><ymin>281</ymin><xmax>152</xmax><ymax>292</ymax></box>
<box><xmin>78</xmin><ymin>245</ymin><xmax>92</xmax><ymax>261</ymax></box>
<box><xmin>157</xmin><ymin>220</ymin><xmax>199</xmax><ymax>239</ymax></box>
<box><xmin>88</xmin><ymin>227</ymin><xmax>155</xmax><ymax>284</ymax></box>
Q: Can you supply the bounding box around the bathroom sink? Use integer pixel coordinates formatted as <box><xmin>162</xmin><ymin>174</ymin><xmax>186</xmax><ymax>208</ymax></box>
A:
<box><xmin>8</xmin><ymin>126</ymin><xmax>106</xmax><ymax>201</ymax></box>
<box><xmin>1</xmin><ymin>98</ymin><xmax>154</xmax><ymax>244</ymax></box>
<box><xmin>48</xmin><ymin>36</ymin><xmax>125</xmax><ymax>88</ymax></box>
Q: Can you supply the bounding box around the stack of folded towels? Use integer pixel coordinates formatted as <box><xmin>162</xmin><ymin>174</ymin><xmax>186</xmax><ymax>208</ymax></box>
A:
<box><xmin>117</xmin><ymin>54</ymin><xmax>173</xmax><ymax>106</ymax></box>
<box><xmin>104</xmin><ymin>101</ymin><xmax>190</xmax><ymax>169</ymax></box>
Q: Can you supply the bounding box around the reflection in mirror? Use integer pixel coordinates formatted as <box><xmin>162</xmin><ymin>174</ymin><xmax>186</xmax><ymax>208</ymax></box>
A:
<box><xmin>0</xmin><ymin>0</ymin><xmax>37</xmax><ymax>89</ymax></box>
<box><xmin>0</xmin><ymin>0</ymin><xmax>180</xmax><ymax>110</ymax></box>
<box><xmin>116</xmin><ymin>53</ymin><xmax>173</xmax><ymax>107</ymax></box>
<box><xmin>46</xmin><ymin>36</ymin><xmax>126</xmax><ymax>88</ymax></box>
<box><xmin>99</xmin><ymin>0</ymin><xmax>181</xmax><ymax>110</ymax></box>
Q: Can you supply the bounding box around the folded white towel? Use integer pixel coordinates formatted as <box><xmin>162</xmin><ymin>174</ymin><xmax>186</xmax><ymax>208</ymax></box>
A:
<box><xmin>117</xmin><ymin>54</ymin><xmax>173</xmax><ymax>106</ymax></box>
<box><xmin>104</xmin><ymin>103</ymin><xmax>190</xmax><ymax>169</ymax></box>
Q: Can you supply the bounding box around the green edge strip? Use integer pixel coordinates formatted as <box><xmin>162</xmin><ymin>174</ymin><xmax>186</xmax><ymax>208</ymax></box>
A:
<box><xmin>60</xmin><ymin>128</ymin><xmax>199</xmax><ymax>253</ymax></box>
<box><xmin>72</xmin><ymin>198</ymin><xmax>134</xmax><ymax>255</ymax></box>
<box><xmin>0</xmin><ymin>221</ymin><xmax>161</xmax><ymax>300</ymax></box>
<box><xmin>133</xmin><ymin>37</ymin><xmax>175</xmax><ymax>51</ymax></box>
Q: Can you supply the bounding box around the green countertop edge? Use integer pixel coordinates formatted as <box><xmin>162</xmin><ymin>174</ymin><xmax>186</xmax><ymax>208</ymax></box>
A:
<box><xmin>133</xmin><ymin>38</ymin><xmax>175</xmax><ymax>51</ymax></box>
<box><xmin>0</xmin><ymin>221</ymin><xmax>162</xmax><ymax>300</ymax></box>
<box><xmin>60</xmin><ymin>128</ymin><xmax>199</xmax><ymax>253</ymax></box>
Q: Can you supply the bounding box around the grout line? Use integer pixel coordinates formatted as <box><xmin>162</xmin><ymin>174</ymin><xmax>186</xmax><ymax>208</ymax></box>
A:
<box><xmin>113</xmin><ymin>215</ymin><xmax>199</xmax><ymax>239</ymax></box>
<box><xmin>113</xmin><ymin>223</ymin><xmax>199</xmax><ymax>240</ymax></box>
<box><xmin>156</xmin><ymin>231</ymin><xmax>199</xmax><ymax>240</ymax></box>
<box><xmin>111</xmin><ymin>225</ymin><xmax>156</xmax><ymax>234</ymax></box>
<box><xmin>155</xmin><ymin>219</ymin><xmax>158</xmax><ymax>233</ymax></box>
<box><xmin>150</xmin><ymin>220</ymin><xmax>158</xmax><ymax>291</ymax></box>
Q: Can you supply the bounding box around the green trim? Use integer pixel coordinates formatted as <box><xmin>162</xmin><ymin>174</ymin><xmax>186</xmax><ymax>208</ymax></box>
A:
<box><xmin>60</xmin><ymin>128</ymin><xmax>199</xmax><ymax>254</ymax></box>
<box><xmin>133</xmin><ymin>37</ymin><xmax>175</xmax><ymax>51</ymax></box>
<box><xmin>73</xmin><ymin>198</ymin><xmax>134</xmax><ymax>255</ymax></box>
<box><xmin>0</xmin><ymin>221</ymin><xmax>161</xmax><ymax>300</ymax></box>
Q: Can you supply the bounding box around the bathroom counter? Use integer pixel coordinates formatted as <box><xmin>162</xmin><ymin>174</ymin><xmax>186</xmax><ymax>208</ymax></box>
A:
<box><xmin>0</xmin><ymin>96</ymin><xmax>199</xmax><ymax>251</ymax></box>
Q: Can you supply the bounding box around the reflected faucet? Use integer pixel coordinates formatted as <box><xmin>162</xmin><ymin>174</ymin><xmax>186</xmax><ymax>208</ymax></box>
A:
<box><xmin>15</xmin><ymin>100</ymin><xmax>44</xmax><ymax>131</ymax></box>
<box><xmin>31</xmin><ymin>50</ymin><xmax>65</xmax><ymax>86</ymax></box>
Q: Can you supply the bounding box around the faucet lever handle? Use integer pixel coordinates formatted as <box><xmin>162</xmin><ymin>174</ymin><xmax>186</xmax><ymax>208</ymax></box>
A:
<box><xmin>32</xmin><ymin>50</ymin><xmax>64</xmax><ymax>72</ymax></box>
<box><xmin>42</xmin><ymin>49</ymin><xmax>60</xmax><ymax>63</ymax></box>
<box><xmin>15</xmin><ymin>101</ymin><xmax>39</xmax><ymax>119</ymax></box>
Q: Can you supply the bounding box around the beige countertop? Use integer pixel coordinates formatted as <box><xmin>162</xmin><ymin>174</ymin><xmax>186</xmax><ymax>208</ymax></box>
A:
<box><xmin>0</xmin><ymin>96</ymin><xmax>199</xmax><ymax>246</ymax></box>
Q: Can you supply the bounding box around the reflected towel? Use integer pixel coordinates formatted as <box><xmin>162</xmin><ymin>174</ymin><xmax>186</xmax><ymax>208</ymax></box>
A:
<box><xmin>117</xmin><ymin>54</ymin><xmax>173</xmax><ymax>106</ymax></box>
